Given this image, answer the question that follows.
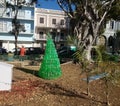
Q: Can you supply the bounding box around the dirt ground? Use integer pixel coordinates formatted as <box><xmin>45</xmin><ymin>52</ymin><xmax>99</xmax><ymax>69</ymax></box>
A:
<box><xmin>0</xmin><ymin>61</ymin><xmax>120</xmax><ymax>106</ymax></box>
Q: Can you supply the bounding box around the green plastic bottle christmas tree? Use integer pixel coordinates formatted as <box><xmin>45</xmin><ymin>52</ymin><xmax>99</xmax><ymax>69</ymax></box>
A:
<box><xmin>38</xmin><ymin>33</ymin><xmax>62</xmax><ymax>80</ymax></box>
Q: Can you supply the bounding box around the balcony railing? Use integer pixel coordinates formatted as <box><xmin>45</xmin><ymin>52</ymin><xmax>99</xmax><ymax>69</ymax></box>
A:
<box><xmin>0</xmin><ymin>10</ymin><xmax>34</xmax><ymax>20</ymax></box>
<box><xmin>1</xmin><ymin>15</ymin><xmax>34</xmax><ymax>20</ymax></box>
<box><xmin>0</xmin><ymin>29</ymin><xmax>34</xmax><ymax>34</ymax></box>
<box><xmin>34</xmin><ymin>34</ymin><xmax>47</xmax><ymax>40</ymax></box>
<box><xmin>34</xmin><ymin>34</ymin><xmax>66</xmax><ymax>42</ymax></box>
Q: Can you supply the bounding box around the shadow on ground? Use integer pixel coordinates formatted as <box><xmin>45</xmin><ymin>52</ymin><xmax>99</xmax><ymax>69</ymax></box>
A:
<box><xmin>14</xmin><ymin>67</ymin><xmax>107</xmax><ymax>105</ymax></box>
<box><xmin>16</xmin><ymin>67</ymin><xmax>39</xmax><ymax>76</ymax></box>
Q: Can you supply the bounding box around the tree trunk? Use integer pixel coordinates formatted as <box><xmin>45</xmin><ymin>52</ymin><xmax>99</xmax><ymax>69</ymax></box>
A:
<box><xmin>14</xmin><ymin>2</ymin><xmax>19</xmax><ymax>55</ymax></box>
<box><xmin>86</xmin><ymin>72</ymin><xmax>90</xmax><ymax>96</ymax></box>
<box><xmin>105</xmin><ymin>77</ymin><xmax>110</xmax><ymax>106</ymax></box>
<box><xmin>85</xmin><ymin>45</ymin><xmax>92</xmax><ymax>61</ymax></box>
<box><xmin>15</xmin><ymin>34</ymin><xmax>18</xmax><ymax>55</ymax></box>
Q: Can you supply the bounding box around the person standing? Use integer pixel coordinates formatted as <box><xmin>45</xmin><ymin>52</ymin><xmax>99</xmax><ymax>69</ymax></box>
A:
<box><xmin>20</xmin><ymin>45</ymin><xmax>26</xmax><ymax>61</ymax></box>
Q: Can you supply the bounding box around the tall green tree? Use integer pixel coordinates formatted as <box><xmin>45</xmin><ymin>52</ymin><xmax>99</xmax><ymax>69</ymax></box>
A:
<box><xmin>2</xmin><ymin>0</ymin><xmax>37</xmax><ymax>54</ymax></box>
<box><xmin>57</xmin><ymin>0</ymin><xmax>120</xmax><ymax>61</ymax></box>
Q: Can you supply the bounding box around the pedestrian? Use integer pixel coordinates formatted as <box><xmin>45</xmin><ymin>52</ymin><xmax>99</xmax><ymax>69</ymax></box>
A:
<box><xmin>20</xmin><ymin>45</ymin><xmax>26</xmax><ymax>61</ymax></box>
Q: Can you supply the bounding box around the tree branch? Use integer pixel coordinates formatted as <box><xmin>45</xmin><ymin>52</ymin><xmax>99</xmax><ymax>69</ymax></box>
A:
<box><xmin>57</xmin><ymin>0</ymin><xmax>74</xmax><ymax>18</ymax></box>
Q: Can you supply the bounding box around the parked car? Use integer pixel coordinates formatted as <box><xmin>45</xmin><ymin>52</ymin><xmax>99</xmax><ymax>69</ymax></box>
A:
<box><xmin>0</xmin><ymin>48</ymin><xmax>8</xmax><ymax>55</ymax></box>
<box><xmin>11</xmin><ymin>48</ymin><xmax>20</xmax><ymax>55</ymax></box>
<box><xmin>57</xmin><ymin>46</ymin><xmax>76</xmax><ymax>63</ymax></box>
<box><xmin>26</xmin><ymin>47</ymin><xmax>45</xmax><ymax>55</ymax></box>
<box><xmin>11</xmin><ymin>47</ymin><xmax>45</xmax><ymax>55</ymax></box>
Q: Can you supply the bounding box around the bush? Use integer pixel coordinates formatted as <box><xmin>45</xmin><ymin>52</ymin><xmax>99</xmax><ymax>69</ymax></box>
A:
<box><xmin>102</xmin><ymin>53</ymin><xmax>119</xmax><ymax>62</ymax></box>
<box><xmin>92</xmin><ymin>45</ymin><xmax>120</xmax><ymax>62</ymax></box>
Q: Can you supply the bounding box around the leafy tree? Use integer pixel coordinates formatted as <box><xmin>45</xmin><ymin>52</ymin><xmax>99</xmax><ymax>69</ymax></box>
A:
<box><xmin>1</xmin><ymin>0</ymin><xmax>37</xmax><ymax>54</ymax></box>
<box><xmin>57</xmin><ymin>0</ymin><xmax>120</xmax><ymax>61</ymax></box>
<box><xmin>58</xmin><ymin>1</ymin><xmax>120</xmax><ymax>103</ymax></box>
<box><xmin>108</xmin><ymin>1</ymin><xmax>120</xmax><ymax>20</ymax></box>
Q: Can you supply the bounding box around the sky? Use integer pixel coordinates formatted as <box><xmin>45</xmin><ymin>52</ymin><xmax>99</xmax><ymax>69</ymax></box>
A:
<box><xmin>36</xmin><ymin>0</ymin><xmax>61</xmax><ymax>10</ymax></box>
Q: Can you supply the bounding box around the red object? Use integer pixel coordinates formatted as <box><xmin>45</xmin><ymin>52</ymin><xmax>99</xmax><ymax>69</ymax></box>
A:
<box><xmin>20</xmin><ymin>47</ymin><xmax>26</xmax><ymax>56</ymax></box>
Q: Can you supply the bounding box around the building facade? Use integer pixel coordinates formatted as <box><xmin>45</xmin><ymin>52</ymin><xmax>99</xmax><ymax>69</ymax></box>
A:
<box><xmin>0</xmin><ymin>0</ymin><xmax>35</xmax><ymax>52</ymax></box>
<box><xmin>34</xmin><ymin>8</ymin><xmax>69</xmax><ymax>49</ymax></box>
<box><xmin>97</xmin><ymin>20</ymin><xmax>120</xmax><ymax>53</ymax></box>
<box><xmin>0</xmin><ymin>0</ymin><xmax>119</xmax><ymax>53</ymax></box>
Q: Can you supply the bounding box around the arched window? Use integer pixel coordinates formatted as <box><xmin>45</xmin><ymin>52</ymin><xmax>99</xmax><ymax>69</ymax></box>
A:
<box><xmin>108</xmin><ymin>36</ymin><xmax>114</xmax><ymax>46</ymax></box>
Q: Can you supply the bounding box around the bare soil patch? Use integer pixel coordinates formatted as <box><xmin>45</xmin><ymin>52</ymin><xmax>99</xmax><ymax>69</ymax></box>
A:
<box><xmin>0</xmin><ymin>61</ymin><xmax>120</xmax><ymax>106</ymax></box>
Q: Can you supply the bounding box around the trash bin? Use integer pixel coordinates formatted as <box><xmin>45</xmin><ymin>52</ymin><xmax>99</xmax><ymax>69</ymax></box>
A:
<box><xmin>0</xmin><ymin>62</ymin><xmax>14</xmax><ymax>91</ymax></box>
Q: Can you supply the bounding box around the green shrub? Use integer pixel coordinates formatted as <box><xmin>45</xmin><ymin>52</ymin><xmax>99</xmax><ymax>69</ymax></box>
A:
<box><xmin>92</xmin><ymin>45</ymin><xmax>120</xmax><ymax>62</ymax></box>
<box><xmin>102</xmin><ymin>53</ymin><xmax>119</xmax><ymax>62</ymax></box>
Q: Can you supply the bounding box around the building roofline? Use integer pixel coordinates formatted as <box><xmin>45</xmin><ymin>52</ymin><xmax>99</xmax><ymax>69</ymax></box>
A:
<box><xmin>35</xmin><ymin>8</ymin><xmax>65</xmax><ymax>15</ymax></box>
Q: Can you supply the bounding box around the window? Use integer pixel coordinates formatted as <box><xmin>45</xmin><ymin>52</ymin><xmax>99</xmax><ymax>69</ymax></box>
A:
<box><xmin>60</xmin><ymin>19</ymin><xmax>64</xmax><ymax>25</ymax></box>
<box><xmin>51</xmin><ymin>32</ymin><xmax>56</xmax><ymax>40</ymax></box>
<box><xmin>40</xmin><ymin>17</ymin><xmax>44</xmax><ymax>23</ymax></box>
<box><xmin>110</xmin><ymin>21</ymin><xmax>114</xmax><ymax>29</ymax></box>
<box><xmin>52</xmin><ymin>19</ymin><xmax>56</xmax><ymax>24</ymax></box>
<box><xmin>3</xmin><ymin>22</ymin><xmax>7</xmax><ymax>31</ymax></box>
<box><xmin>18</xmin><ymin>10</ymin><xmax>25</xmax><ymax>18</ymax></box>
<box><xmin>60</xmin><ymin>33</ymin><xmax>64</xmax><ymax>40</ymax></box>
<box><xmin>0</xmin><ymin>8</ymin><xmax>4</xmax><ymax>16</ymax></box>
<box><xmin>39</xmin><ymin>32</ymin><xmax>44</xmax><ymax>39</ymax></box>
<box><xmin>0</xmin><ymin>21</ymin><xmax>3</xmax><ymax>31</ymax></box>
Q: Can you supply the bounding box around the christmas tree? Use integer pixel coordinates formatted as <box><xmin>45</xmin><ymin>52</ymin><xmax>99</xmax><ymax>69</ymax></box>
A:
<box><xmin>38</xmin><ymin>33</ymin><xmax>62</xmax><ymax>80</ymax></box>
